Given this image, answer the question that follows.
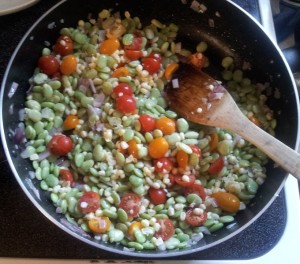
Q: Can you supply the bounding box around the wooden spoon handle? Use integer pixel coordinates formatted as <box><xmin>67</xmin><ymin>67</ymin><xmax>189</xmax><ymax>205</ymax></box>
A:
<box><xmin>231</xmin><ymin>115</ymin><xmax>300</xmax><ymax>180</ymax></box>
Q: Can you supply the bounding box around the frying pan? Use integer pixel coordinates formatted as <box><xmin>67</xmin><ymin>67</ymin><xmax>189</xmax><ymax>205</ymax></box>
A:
<box><xmin>0</xmin><ymin>0</ymin><xmax>298</xmax><ymax>258</ymax></box>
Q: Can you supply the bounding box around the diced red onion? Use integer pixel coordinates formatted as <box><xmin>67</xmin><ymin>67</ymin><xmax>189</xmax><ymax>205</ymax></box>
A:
<box><xmin>8</xmin><ymin>82</ymin><xmax>19</xmax><ymax>98</ymax></box>
<box><xmin>37</xmin><ymin>150</ymin><xmax>51</xmax><ymax>161</ymax></box>
<box><xmin>14</xmin><ymin>126</ymin><xmax>25</xmax><ymax>144</ymax></box>
<box><xmin>209</xmin><ymin>92</ymin><xmax>224</xmax><ymax>101</ymax></box>
<box><xmin>93</xmin><ymin>93</ymin><xmax>105</xmax><ymax>107</ymax></box>
<box><xmin>98</xmin><ymin>30</ymin><xmax>106</xmax><ymax>42</ymax></box>
<box><xmin>88</xmin><ymin>79</ymin><xmax>97</xmax><ymax>93</ymax></box>
<box><xmin>20</xmin><ymin>148</ymin><xmax>31</xmax><ymax>159</ymax></box>
<box><xmin>19</xmin><ymin>108</ymin><xmax>26</xmax><ymax>121</ymax></box>
<box><xmin>9</xmin><ymin>103</ymin><xmax>14</xmax><ymax>115</ymax></box>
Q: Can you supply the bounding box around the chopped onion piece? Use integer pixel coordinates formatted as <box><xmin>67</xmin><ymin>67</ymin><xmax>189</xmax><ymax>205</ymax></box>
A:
<box><xmin>172</xmin><ymin>78</ymin><xmax>179</xmax><ymax>88</ymax></box>
<box><xmin>8</xmin><ymin>82</ymin><xmax>19</xmax><ymax>98</ymax></box>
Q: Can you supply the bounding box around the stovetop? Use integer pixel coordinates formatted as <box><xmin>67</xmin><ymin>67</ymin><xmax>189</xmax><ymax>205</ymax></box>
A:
<box><xmin>0</xmin><ymin>0</ymin><xmax>299</xmax><ymax>263</ymax></box>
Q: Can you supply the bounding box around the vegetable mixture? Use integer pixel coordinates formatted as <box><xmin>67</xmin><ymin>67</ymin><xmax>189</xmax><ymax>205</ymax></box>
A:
<box><xmin>21</xmin><ymin>9</ymin><xmax>276</xmax><ymax>251</ymax></box>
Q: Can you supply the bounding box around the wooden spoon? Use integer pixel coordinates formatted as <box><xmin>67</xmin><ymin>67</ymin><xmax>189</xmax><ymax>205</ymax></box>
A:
<box><xmin>166</xmin><ymin>64</ymin><xmax>300</xmax><ymax>180</ymax></box>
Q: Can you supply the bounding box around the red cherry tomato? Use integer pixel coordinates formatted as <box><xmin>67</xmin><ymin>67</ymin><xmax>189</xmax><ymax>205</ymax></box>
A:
<box><xmin>59</xmin><ymin>169</ymin><xmax>74</xmax><ymax>186</ymax></box>
<box><xmin>54</xmin><ymin>35</ymin><xmax>74</xmax><ymax>56</ymax></box>
<box><xmin>125</xmin><ymin>49</ymin><xmax>143</xmax><ymax>60</ymax></box>
<box><xmin>185</xmin><ymin>208</ymin><xmax>208</xmax><ymax>227</ymax></box>
<box><xmin>78</xmin><ymin>191</ymin><xmax>100</xmax><ymax>214</ymax></box>
<box><xmin>148</xmin><ymin>187</ymin><xmax>167</xmax><ymax>205</ymax></box>
<box><xmin>155</xmin><ymin>219</ymin><xmax>175</xmax><ymax>241</ymax></box>
<box><xmin>116</xmin><ymin>95</ymin><xmax>137</xmax><ymax>114</ymax></box>
<box><xmin>167</xmin><ymin>174</ymin><xmax>176</xmax><ymax>187</ymax></box>
<box><xmin>184</xmin><ymin>184</ymin><xmax>206</xmax><ymax>201</ymax></box>
<box><xmin>48</xmin><ymin>134</ymin><xmax>73</xmax><ymax>156</ymax></box>
<box><xmin>154</xmin><ymin>157</ymin><xmax>173</xmax><ymax>173</ymax></box>
<box><xmin>119</xmin><ymin>192</ymin><xmax>141</xmax><ymax>218</ymax></box>
<box><xmin>139</xmin><ymin>114</ymin><xmax>156</xmax><ymax>133</ymax></box>
<box><xmin>113</xmin><ymin>83</ymin><xmax>134</xmax><ymax>98</ymax></box>
<box><xmin>143</xmin><ymin>58</ymin><xmax>161</xmax><ymax>75</ymax></box>
<box><xmin>38</xmin><ymin>55</ymin><xmax>59</xmax><ymax>76</ymax></box>
<box><xmin>207</xmin><ymin>157</ymin><xmax>225</xmax><ymax>174</ymax></box>
<box><xmin>125</xmin><ymin>35</ymin><xmax>143</xmax><ymax>50</ymax></box>
<box><xmin>189</xmin><ymin>145</ymin><xmax>202</xmax><ymax>158</ymax></box>
<box><xmin>148</xmin><ymin>52</ymin><xmax>162</xmax><ymax>63</ymax></box>
<box><xmin>175</xmin><ymin>174</ymin><xmax>196</xmax><ymax>187</ymax></box>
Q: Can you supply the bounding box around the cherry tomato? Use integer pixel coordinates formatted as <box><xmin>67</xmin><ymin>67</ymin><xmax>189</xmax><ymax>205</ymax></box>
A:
<box><xmin>184</xmin><ymin>184</ymin><xmax>206</xmax><ymax>201</ymax></box>
<box><xmin>88</xmin><ymin>216</ymin><xmax>111</xmax><ymax>233</ymax></box>
<box><xmin>176</xmin><ymin>150</ymin><xmax>189</xmax><ymax>169</ymax></box>
<box><xmin>248</xmin><ymin>115</ymin><xmax>261</xmax><ymax>127</ymax></box>
<box><xmin>125</xmin><ymin>35</ymin><xmax>143</xmax><ymax>50</ymax></box>
<box><xmin>148</xmin><ymin>52</ymin><xmax>162</xmax><ymax>63</ymax></box>
<box><xmin>164</xmin><ymin>63</ymin><xmax>179</xmax><ymax>80</ymax></box>
<box><xmin>111</xmin><ymin>67</ymin><xmax>130</xmax><ymax>78</ymax></box>
<box><xmin>38</xmin><ymin>55</ymin><xmax>59</xmax><ymax>76</ymax></box>
<box><xmin>60</xmin><ymin>54</ymin><xmax>77</xmax><ymax>75</ymax></box>
<box><xmin>113</xmin><ymin>83</ymin><xmax>134</xmax><ymax>97</ymax></box>
<box><xmin>125</xmin><ymin>49</ymin><xmax>143</xmax><ymax>60</ymax></box>
<box><xmin>185</xmin><ymin>208</ymin><xmax>208</xmax><ymax>227</ymax></box>
<box><xmin>148</xmin><ymin>137</ymin><xmax>169</xmax><ymax>159</ymax></box>
<box><xmin>119</xmin><ymin>192</ymin><xmax>141</xmax><ymax>218</ymax></box>
<box><xmin>139</xmin><ymin>114</ymin><xmax>156</xmax><ymax>133</ymax></box>
<box><xmin>127</xmin><ymin>139</ymin><xmax>138</xmax><ymax>158</ymax></box>
<box><xmin>189</xmin><ymin>145</ymin><xmax>202</xmax><ymax>158</ymax></box>
<box><xmin>54</xmin><ymin>35</ymin><xmax>74</xmax><ymax>56</ymax></box>
<box><xmin>78</xmin><ymin>191</ymin><xmax>100</xmax><ymax>214</ymax></box>
<box><xmin>48</xmin><ymin>134</ymin><xmax>73</xmax><ymax>156</ymax></box>
<box><xmin>59</xmin><ymin>169</ymin><xmax>74</xmax><ymax>186</ymax></box>
<box><xmin>99</xmin><ymin>37</ymin><xmax>120</xmax><ymax>55</ymax></box>
<box><xmin>154</xmin><ymin>157</ymin><xmax>173</xmax><ymax>173</ymax></box>
<box><xmin>63</xmin><ymin>114</ymin><xmax>79</xmax><ymax>130</ymax></box>
<box><xmin>209</xmin><ymin>132</ymin><xmax>219</xmax><ymax>152</ymax></box>
<box><xmin>207</xmin><ymin>156</ymin><xmax>224</xmax><ymax>174</ymax></box>
<box><xmin>211</xmin><ymin>192</ymin><xmax>240</xmax><ymax>213</ymax></box>
<box><xmin>128</xmin><ymin>221</ymin><xmax>143</xmax><ymax>239</ymax></box>
<box><xmin>174</xmin><ymin>174</ymin><xmax>196</xmax><ymax>187</ymax></box>
<box><xmin>155</xmin><ymin>219</ymin><xmax>175</xmax><ymax>241</ymax></box>
<box><xmin>148</xmin><ymin>187</ymin><xmax>167</xmax><ymax>205</ymax></box>
<box><xmin>116</xmin><ymin>95</ymin><xmax>137</xmax><ymax>114</ymax></box>
<box><xmin>143</xmin><ymin>57</ymin><xmax>161</xmax><ymax>75</ymax></box>
<box><xmin>167</xmin><ymin>174</ymin><xmax>176</xmax><ymax>187</ymax></box>
<box><xmin>155</xmin><ymin>117</ymin><xmax>176</xmax><ymax>135</ymax></box>
<box><xmin>188</xmin><ymin>52</ymin><xmax>206</xmax><ymax>68</ymax></box>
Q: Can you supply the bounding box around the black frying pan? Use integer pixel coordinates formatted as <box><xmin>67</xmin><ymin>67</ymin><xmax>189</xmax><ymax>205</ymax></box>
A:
<box><xmin>0</xmin><ymin>0</ymin><xmax>298</xmax><ymax>258</ymax></box>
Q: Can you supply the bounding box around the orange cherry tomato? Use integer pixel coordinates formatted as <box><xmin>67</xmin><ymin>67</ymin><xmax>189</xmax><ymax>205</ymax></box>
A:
<box><xmin>111</xmin><ymin>67</ymin><xmax>130</xmax><ymax>78</ymax></box>
<box><xmin>176</xmin><ymin>150</ymin><xmax>189</xmax><ymax>169</ymax></box>
<box><xmin>63</xmin><ymin>114</ymin><xmax>79</xmax><ymax>130</ymax></box>
<box><xmin>164</xmin><ymin>63</ymin><xmax>179</xmax><ymax>80</ymax></box>
<box><xmin>248</xmin><ymin>115</ymin><xmax>261</xmax><ymax>127</ymax></box>
<box><xmin>188</xmin><ymin>52</ymin><xmax>206</xmax><ymax>68</ymax></box>
<box><xmin>128</xmin><ymin>221</ymin><xmax>143</xmax><ymax>239</ymax></box>
<box><xmin>88</xmin><ymin>216</ymin><xmax>111</xmax><ymax>233</ymax></box>
<box><xmin>155</xmin><ymin>117</ymin><xmax>176</xmax><ymax>135</ymax></box>
<box><xmin>211</xmin><ymin>192</ymin><xmax>241</xmax><ymax>213</ymax></box>
<box><xmin>60</xmin><ymin>55</ymin><xmax>77</xmax><ymax>75</ymax></box>
<box><xmin>99</xmin><ymin>37</ymin><xmax>120</xmax><ymax>55</ymax></box>
<box><xmin>209</xmin><ymin>132</ymin><xmax>219</xmax><ymax>152</ymax></box>
<box><xmin>148</xmin><ymin>137</ymin><xmax>169</xmax><ymax>159</ymax></box>
<box><xmin>127</xmin><ymin>139</ymin><xmax>139</xmax><ymax>158</ymax></box>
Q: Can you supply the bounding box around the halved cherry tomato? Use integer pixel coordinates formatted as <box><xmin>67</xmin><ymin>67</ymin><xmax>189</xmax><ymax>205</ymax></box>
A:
<box><xmin>207</xmin><ymin>156</ymin><xmax>224</xmax><ymax>174</ymax></box>
<box><xmin>164</xmin><ymin>63</ymin><xmax>179</xmax><ymax>80</ymax></box>
<box><xmin>128</xmin><ymin>221</ymin><xmax>143</xmax><ymax>239</ymax></box>
<box><xmin>189</xmin><ymin>145</ymin><xmax>202</xmax><ymax>158</ymax></box>
<box><xmin>78</xmin><ymin>191</ymin><xmax>100</xmax><ymax>214</ymax></box>
<box><xmin>148</xmin><ymin>187</ymin><xmax>167</xmax><ymax>205</ymax></box>
<box><xmin>184</xmin><ymin>184</ymin><xmax>206</xmax><ymax>201</ymax></box>
<box><xmin>88</xmin><ymin>216</ymin><xmax>111</xmax><ymax>233</ymax></box>
<box><xmin>125</xmin><ymin>34</ymin><xmax>143</xmax><ymax>50</ymax></box>
<box><xmin>116</xmin><ymin>95</ymin><xmax>137</xmax><ymax>114</ymax></box>
<box><xmin>211</xmin><ymin>192</ymin><xmax>240</xmax><ymax>213</ymax></box>
<box><xmin>59</xmin><ymin>169</ymin><xmax>74</xmax><ymax>186</ymax></box>
<box><xmin>48</xmin><ymin>134</ymin><xmax>73</xmax><ymax>156</ymax></box>
<box><xmin>155</xmin><ymin>219</ymin><xmax>175</xmax><ymax>241</ymax></box>
<box><xmin>167</xmin><ymin>174</ymin><xmax>176</xmax><ymax>187</ymax></box>
<box><xmin>143</xmin><ymin>57</ymin><xmax>161</xmax><ymax>75</ymax></box>
<box><xmin>111</xmin><ymin>67</ymin><xmax>130</xmax><ymax>78</ymax></box>
<box><xmin>185</xmin><ymin>208</ymin><xmax>208</xmax><ymax>227</ymax></box>
<box><xmin>113</xmin><ymin>83</ymin><xmax>134</xmax><ymax>98</ymax></box>
<box><xmin>60</xmin><ymin>55</ymin><xmax>77</xmax><ymax>75</ymax></box>
<box><xmin>176</xmin><ymin>150</ymin><xmax>189</xmax><ymax>169</ymax></box>
<box><xmin>139</xmin><ymin>114</ymin><xmax>156</xmax><ymax>133</ymax></box>
<box><xmin>155</xmin><ymin>117</ymin><xmax>176</xmax><ymax>135</ymax></box>
<box><xmin>125</xmin><ymin>49</ymin><xmax>143</xmax><ymax>61</ymax></box>
<box><xmin>54</xmin><ymin>35</ymin><xmax>74</xmax><ymax>56</ymax></box>
<box><xmin>38</xmin><ymin>55</ymin><xmax>59</xmax><ymax>76</ymax></box>
<box><xmin>119</xmin><ymin>192</ymin><xmax>141</xmax><ymax>218</ymax></box>
<box><xmin>154</xmin><ymin>157</ymin><xmax>173</xmax><ymax>173</ymax></box>
<box><xmin>63</xmin><ymin>114</ymin><xmax>79</xmax><ymax>130</ymax></box>
<box><xmin>99</xmin><ymin>37</ymin><xmax>120</xmax><ymax>55</ymax></box>
<box><xmin>174</xmin><ymin>174</ymin><xmax>196</xmax><ymax>187</ymax></box>
<box><xmin>127</xmin><ymin>139</ymin><xmax>138</xmax><ymax>158</ymax></box>
<box><xmin>188</xmin><ymin>52</ymin><xmax>206</xmax><ymax>68</ymax></box>
<box><xmin>148</xmin><ymin>137</ymin><xmax>169</xmax><ymax>159</ymax></box>
<box><xmin>209</xmin><ymin>132</ymin><xmax>219</xmax><ymax>152</ymax></box>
